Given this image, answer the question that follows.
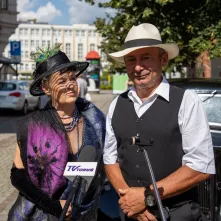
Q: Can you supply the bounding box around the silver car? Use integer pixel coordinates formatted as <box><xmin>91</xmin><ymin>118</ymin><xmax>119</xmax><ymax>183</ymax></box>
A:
<box><xmin>0</xmin><ymin>80</ymin><xmax>40</xmax><ymax>115</ymax></box>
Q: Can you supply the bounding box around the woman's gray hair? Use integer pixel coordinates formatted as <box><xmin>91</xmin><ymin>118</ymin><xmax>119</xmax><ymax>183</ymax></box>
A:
<box><xmin>41</xmin><ymin>76</ymin><xmax>49</xmax><ymax>87</ymax></box>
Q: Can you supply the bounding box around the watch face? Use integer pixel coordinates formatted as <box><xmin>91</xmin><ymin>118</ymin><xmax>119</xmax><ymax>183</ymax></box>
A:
<box><xmin>145</xmin><ymin>194</ymin><xmax>156</xmax><ymax>207</ymax></box>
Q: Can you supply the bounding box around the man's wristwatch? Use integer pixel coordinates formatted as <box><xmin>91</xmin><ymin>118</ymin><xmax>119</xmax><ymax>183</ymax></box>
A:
<box><xmin>144</xmin><ymin>185</ymin><xmax>156</xmax><ymax>207</ymax></box>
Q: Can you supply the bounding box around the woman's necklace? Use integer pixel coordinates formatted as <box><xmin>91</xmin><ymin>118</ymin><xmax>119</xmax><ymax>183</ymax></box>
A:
<box><xmin>63</xmin><ymin>107</ymin><xmax>79</xmax><ymax>132</ymax></box>
<box><xmin>62</xmin><ymin>107</ymin><xmax>81</xmax><ymax>159</ymax></box>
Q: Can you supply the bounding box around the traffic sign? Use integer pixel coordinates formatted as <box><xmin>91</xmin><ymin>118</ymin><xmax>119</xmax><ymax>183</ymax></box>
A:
<box><xmin>10</xmin><ymin>41</ymin><xmax>21</xmax><ymax>63</ymax></box>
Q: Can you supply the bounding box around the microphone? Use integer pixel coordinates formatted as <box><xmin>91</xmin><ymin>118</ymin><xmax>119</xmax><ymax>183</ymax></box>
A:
<box><xmin>59</xmin><ymin>145</ymin><xmax>97</xmax><ymax>221</ymax></box>
<box><xmin>59</xmin><ymin>146</ymin><xmax>97</xmax><ymax>220</ymax></box>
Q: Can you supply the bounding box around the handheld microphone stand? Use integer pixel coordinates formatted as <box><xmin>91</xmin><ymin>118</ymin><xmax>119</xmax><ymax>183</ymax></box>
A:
<box><xmin>59</xmin><ymin>176</ymin><xmax>81</xmax><ymax>221</ymax></box>
<box><xmin>131</xmin><ymin>135</ymin><xmax>167</xmax><ymax>221</ymax></box>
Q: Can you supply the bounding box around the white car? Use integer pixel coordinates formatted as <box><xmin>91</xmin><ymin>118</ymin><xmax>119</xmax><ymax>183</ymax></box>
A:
<box><xmin>0</xmin><ymin>80</ymin><xmax>40</xmax><ymax>115</ymax></box>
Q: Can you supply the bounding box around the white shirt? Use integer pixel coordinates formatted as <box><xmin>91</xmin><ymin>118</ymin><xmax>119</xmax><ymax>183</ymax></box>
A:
<box><xmin>103</xmin><ymin>77</ymin><xmax>215</xmax><ymax>174</ymax></box>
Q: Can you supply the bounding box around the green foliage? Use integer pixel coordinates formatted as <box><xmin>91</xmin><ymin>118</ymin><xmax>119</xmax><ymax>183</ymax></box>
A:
<box><xmin>81</xmin><ymin>0</ymin><xmax>221</xmax><ymax>74</ymax></box>
<box><xmin>100</xmin><ymin>84</ymin><xmax>113</xmax><ymax>90</ymax></box>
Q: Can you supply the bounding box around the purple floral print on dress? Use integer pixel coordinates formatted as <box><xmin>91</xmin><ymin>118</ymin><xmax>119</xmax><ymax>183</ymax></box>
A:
<box><xmin>27</xmin><ymin>123</ymin><xmax>68</xmax><ymax>197</ymax></box>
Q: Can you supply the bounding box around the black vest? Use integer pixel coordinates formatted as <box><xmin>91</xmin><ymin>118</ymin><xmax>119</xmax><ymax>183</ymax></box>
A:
<box><xmin>112</xmin><ymin>85</ymin><xmax>198</xmax><ymax>206</ymax></box>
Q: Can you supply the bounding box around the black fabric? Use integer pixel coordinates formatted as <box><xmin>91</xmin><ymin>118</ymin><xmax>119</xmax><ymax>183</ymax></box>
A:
<box><xmin>112</xmin><ymin>85</ymin><xmax>198</xmax><ymax>207</ymax></box>
<box><xmin>10</xmin><ymin>167</ymin><xmax>62</xmax><ymax>218</ymax></box>
<box><xmin>124</xmin><ymin>38</ymin><xmax>162</xmax><ymax>49</ymax></box>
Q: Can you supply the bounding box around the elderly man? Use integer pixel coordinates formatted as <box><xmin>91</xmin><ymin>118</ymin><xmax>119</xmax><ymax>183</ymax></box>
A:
<box><xmin>103</xmin><ymin>23</ymin><xmax>215</xmax><ymax>221</ymax></box>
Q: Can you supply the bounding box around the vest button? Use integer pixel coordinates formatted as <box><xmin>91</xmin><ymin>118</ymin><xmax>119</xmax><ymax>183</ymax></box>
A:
<box><xmin>136</xmin><ymin>164</ymin><xmax>139</xmax><ymax>168</ymax></box>
<box><xmin>136</xmin><ymin>119</ymin><xmax>139</xmax><ymax>123</ymax></box>
<box><xmin>137</xmin><ymin>179</ymin><xmax>141</xmax><ymax>183</ymax></box>
<box><xmin>137</xmin><ymin>149</ymin><xmax>139</xmax><ymax>153</ymax></box>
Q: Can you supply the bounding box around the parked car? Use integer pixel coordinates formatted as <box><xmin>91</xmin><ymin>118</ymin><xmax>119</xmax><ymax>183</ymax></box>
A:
<box><xmin>98</xmin><ymin>78</ymin><xmax>221</xmax><ymax>221</ymax></box>
<box><xmin>0</xmin><ymin>80</ymin><xmax>40</xmax><ymax>115</ymax></box>
<box><xmin>169</xmin><ymin>78</ymin><xmax>221</xmax><ymax>221</ymax></box>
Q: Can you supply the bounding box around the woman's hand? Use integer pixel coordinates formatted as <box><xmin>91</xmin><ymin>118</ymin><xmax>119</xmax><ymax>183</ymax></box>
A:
<box><xmin>60</xmin><ymin>200</ymin><xmax>72</xmax><ymax>217</ymax></box>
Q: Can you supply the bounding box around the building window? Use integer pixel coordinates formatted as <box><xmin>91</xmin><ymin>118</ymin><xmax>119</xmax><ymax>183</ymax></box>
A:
<box><xmin>31</xmin><ymin>29</ymin><xmax>35</xmax><ymax>35</ymax></box>
<box><xmin>78</xmin><ymin>43</ymin><xmax>83</xmax><ymax>60</ymax></box>
<box><xmin>76</xmin><ymin>30</ymin><xmax>80</xmax><ymax>37</ymax></box>
<box><xmin>89</xmin><ymin>31</ymin><xmax>96</xmax><ymax>37</ymax></box>
<box><xmin>47</xmin><ymin>29</ymin><xmax>50</xmax><ymax>36</ymax></box>
<box><xmin>20</xmin><ymin>64</ymin><xmax>23</xmax><ymax>70</ymax></box>
<box><xmin>88</xmin><ymin>30</ymin><xmax>92</xmax><ymax>37</ymax></box>
<box><xmin>32</xmin><ymin>63</ymin><xmax>35</xmax><ymax>70</ymax></box>
<box><xmin>36</xmin><ymin>29</ymin><xmax>39</xmax><ymax>36</ymax></box>
<box><xmin>81</xmin><ymin>31</ymin><xmax>85</xmax><ymax>37</ymax></box>
<box><xmin>25</xmin><ymin>64</ymin><xmax>29</xmax><ymax>70</ymax></box>
<box><xmin>21</xmin><ymin>51</ymin><xmax>24</xmax><ymax>58</ymax></box>
<box><xmin>25</xmin><ymin>40</ymin><xmax>28</xmax><ymax>47</ymax></box>
<box><xmin>25</xmin><ymin>51</ymin><xmax>29</xmax><ymax>58</ymax></box>
<box><xmin>69</xmin><ymin>30</ymin><xmax>72</xmax><ymax>36</ymax></box>
<box><xmin>90</xmin><ymin>44</ymin><xmax>95</xmax><ymax>51</ymax></box>
<box><xmin>19</xmin><ymin>28</ymin><xmax>23</xmax><ymax>35</ymax></box>
<box><xmin>42</xmin><ymin>40</ymin><xmax>46</xmax><ymax>47</ymax></box>
<box><xmin>64</xmin><ymin>30</ymin><xmax>68</xmax><ymax>36</ymax></box>
<box><xmin>24</xmin><ymin>29</ymin><xmax>28</xmax><ymax>35</ymax></box>
<box><xmin>1</xmin><ymin>0</ymin><xmax>8</xmax><ymax>10</ymax></box>
<box><xmin>42</xmin><ymin>29</ymin><xmax>46</xmax><ymax>36</ymax></box>
<box><xmin>66</xmin><ymin>43</ymin><xmax>71</xmax><ymax>59</ymax></box>
<box><xmin>47</xmin><ymin>40</ymin><xmax>50</xmax><ymax>46</ymax></box>
<box><xmin>36</xmin><ymin>40</ymin><xmax>39</xmax><ymax>47</ymax></box>
<box><xmin>31</xmin><ymin>40</ymin><xmax>35</xmax><ymax>48</ymax></box>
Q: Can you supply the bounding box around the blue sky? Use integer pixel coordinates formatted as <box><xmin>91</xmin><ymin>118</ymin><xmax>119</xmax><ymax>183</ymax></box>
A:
<box><xmin>17</xmin><ymin>0</ymin><xmax>113</xmax><ymax>25</ymax></box>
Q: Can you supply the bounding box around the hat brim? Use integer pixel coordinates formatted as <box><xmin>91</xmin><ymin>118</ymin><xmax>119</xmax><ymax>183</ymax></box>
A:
<box><xmin>30</xmin><ymin>61</ymin><xmax>89</xmax><ymax>96</ymax></box>
<box><xmin>109</xmin><ymin>44</ymin><xmax>179</xmax><ymax>63</ymax></box>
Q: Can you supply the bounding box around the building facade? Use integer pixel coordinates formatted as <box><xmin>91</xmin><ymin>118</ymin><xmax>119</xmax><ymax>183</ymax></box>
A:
<box><xmin>0</xmin><ymin>0</ymin><xmax>18</xmax><ymax>55</ymax></box>
<box><xmin>3</xmin><ymin>22</ymin><xmax>104</xmax><ymax>76</ymax></box>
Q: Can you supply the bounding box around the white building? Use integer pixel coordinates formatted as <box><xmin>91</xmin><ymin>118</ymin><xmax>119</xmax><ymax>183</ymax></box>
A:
<box><xmin>3</xmin><ymin>22</ymin><xmax>104</xmax><ymax>76</ymax></box>
<box><xmin>0</xmin><ymin>0</ymin><xmax>18</xmax><ymax>55</ymax></box>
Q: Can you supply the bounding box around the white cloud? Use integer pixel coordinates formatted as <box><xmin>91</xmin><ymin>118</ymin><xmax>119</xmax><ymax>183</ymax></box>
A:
<box><xmin>65</xmin><ymin>0</ymin><xmax>115</xmax><ymax>24</ymax></box>
<box><xmin>17</xmin><ymin>1</ymin><xmax>62</xmax><ymax>23</ymax></box>
<box><xmin>17</xmin><ymin>0</ymin><xmax>35</xmax><ymax>12</ymax></box>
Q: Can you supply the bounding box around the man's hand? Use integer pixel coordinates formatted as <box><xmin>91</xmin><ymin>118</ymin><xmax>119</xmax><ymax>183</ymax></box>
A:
<box><xmin>119</xmin><ymin>187</ymin><xmax>146</xmax><ymax>217</ymax></box>
<box><xmin>133</xmin><ymin>210</ymin><xmax>158</xmax><ymax>221</ymax></box>
<box><xmin>60</xmin><ymin>200</ymin><xmax>72</xmax><ymax>217</ymax></box>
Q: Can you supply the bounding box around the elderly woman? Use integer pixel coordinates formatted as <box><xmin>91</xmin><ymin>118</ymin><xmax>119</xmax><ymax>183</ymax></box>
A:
<box><xmin>8</xmin><ymin>45</ymin><xmax>106</xmax><ymax>221</ymax></box>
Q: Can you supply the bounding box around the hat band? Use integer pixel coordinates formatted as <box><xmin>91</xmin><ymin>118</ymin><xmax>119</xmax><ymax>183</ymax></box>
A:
<box><xmin>124</xmin><ymin>38</ymin><xmax>162</xmax><ymax>49</ymax></box>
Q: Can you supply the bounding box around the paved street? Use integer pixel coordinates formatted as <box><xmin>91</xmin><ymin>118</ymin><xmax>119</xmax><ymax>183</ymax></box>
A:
<box><xmin>0</xmin><ymin>92</ymin><xmax>116</xmax><ymax>221</ymax></box>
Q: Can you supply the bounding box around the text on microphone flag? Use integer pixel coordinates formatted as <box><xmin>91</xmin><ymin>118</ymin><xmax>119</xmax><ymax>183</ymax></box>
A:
<box><xmin>63</xmin><ymin>162</ymin><xmax>97</xmax><ymax>177</ymax></box>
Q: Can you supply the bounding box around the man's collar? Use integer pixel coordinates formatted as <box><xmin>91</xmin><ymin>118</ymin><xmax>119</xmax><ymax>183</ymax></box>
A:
<box><xmin>128</xmin><ymin>76</ymin><xmax>170</xmax><ymax>103</ymax></box>
<box><xmin>155</xmin><ymin>76</ymin><xmax>169</xmax><ymax>102</ymax></box>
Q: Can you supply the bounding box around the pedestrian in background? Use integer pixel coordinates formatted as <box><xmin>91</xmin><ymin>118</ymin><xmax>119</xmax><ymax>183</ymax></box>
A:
<box><xmin>77</xmin><ymin>73</ymin><xmax>88</xmax><ymax>99</ymax></box>
<box><xmin>103</xmin><ymin>23</ymin><xmax>215</xmax><ymax>221</ymax></box>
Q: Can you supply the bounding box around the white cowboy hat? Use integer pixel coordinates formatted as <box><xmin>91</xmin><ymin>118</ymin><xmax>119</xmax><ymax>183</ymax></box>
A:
<box><xmin>109</xmin><ymin>23</ymin><xmax>179</xmax><ymax>63</ymax></box>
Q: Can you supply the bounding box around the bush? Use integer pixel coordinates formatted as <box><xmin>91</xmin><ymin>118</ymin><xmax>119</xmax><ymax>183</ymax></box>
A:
<box><xmin>100</xmin><ymin>84</ymin><xmax>112</xmax><ymax>90</ymax></box>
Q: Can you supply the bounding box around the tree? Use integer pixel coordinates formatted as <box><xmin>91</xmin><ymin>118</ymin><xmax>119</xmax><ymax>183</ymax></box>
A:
<box><xmin>82</xmin><ymin>0</ymin><xmax>221</xmax><ymax>76</ymax></box>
